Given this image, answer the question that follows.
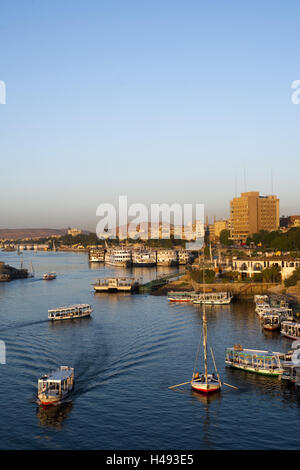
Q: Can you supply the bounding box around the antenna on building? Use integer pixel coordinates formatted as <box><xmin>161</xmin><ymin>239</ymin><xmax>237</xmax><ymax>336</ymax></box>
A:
<box><xmin>234</xmin><ymin>174</ymin><xmax>237</xmax><ymax>197</ymax></box>
<box><xmin>271</xmin><ymin>169</ymin><xmax>274</xmax><ymax>194</ymax></box>
<box><xmin>243</xmin><ymin>168</ymin><xmax>247</xmax><ymax>192</ymax></box>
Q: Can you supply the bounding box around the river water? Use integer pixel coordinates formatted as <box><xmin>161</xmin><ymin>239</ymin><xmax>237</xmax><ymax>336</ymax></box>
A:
<box><xmin>0</xmin><ymin>251</ymin><xmax>300</xmax><ymax>450</ymax></box>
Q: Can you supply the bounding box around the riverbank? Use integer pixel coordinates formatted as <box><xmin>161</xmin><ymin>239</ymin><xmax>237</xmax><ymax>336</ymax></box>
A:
<box><xmin>152</xmin><ymin>273</ymin><xmax>300</xmax><ymax>304</ymax></box>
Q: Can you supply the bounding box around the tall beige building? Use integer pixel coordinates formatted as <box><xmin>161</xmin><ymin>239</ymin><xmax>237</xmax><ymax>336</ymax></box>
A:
<box><xmin>230</xmin><ymin>191</ymin><xmax>279</xmax><ymax>243</ymax></box>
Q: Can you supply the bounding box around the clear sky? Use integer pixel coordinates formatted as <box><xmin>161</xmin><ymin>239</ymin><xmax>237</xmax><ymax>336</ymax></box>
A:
<box><xmin>0</xmin><ymin>0</ymin><xmax>300</xmax><ymax>230</ymax></box>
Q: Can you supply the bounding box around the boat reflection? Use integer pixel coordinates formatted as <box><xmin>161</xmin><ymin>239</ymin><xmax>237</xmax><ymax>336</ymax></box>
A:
<box><xmin>48</xmin><ymin>316</ymin><xmax>92</xmax><ymax>330</ymax></box>
<box><xmin>191</xmin><ymin>388</ymin><xmax>222</xmax><ymax>405</ymax></box>
<box><xmin>36</xmin><ymin>401</ymin><xmax>73</xmax><ymax>429</ymax></box>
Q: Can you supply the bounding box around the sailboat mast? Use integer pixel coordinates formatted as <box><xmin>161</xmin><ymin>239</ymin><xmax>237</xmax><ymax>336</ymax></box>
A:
<box><xmin>202</xmin><ymin>257</ymin><xmax>208</xmax><ymax>382</ymax></box>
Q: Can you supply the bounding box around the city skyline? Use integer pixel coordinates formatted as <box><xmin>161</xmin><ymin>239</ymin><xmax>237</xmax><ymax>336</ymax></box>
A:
<box><xmin>1</xmin><ymin>1</ymin><xmax>300</xmax><ymax>230</ymax></box>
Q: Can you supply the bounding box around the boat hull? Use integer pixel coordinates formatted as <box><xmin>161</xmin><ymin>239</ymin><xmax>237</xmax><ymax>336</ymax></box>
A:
<box><xmin>191</xmin><ymin>381</ymin><xmax>220</xmax><ymax>394</ymax></box>
<box><xmin>49</xmin><ymin>312</ymin><xmax>91</xmax><ymax>321</ymax></box>
<box><xmin>225</xmin><ymin>362</ymin><xmax>283</xmax><ymax>376</ymax></box>
<box><xmin>38</xmin><ymin>391</ymin><xmax>71</xmax><ymax>406</ymax></box>
<box><xmin>264</xmin><ymin>325</ymin><xmax>280</xmax><ymax>331</ymax></box>
<box><xmin>280</xmin><ymin>331</ymin><xmax>298</xmax><ymax>340</ymax></box>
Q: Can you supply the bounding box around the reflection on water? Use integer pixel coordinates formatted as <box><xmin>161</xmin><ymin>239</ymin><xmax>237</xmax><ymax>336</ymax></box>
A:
<box><xmin>36</xmin><ymin>402</ymin><xmax>73</xmax><ymax>429</ymax></box>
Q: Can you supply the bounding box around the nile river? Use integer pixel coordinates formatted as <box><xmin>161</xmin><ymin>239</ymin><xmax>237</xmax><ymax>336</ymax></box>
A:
<box><xmin>0</xmin><ymin>251</ymin><xmax>300</xmax><ymax>450</ymax></box>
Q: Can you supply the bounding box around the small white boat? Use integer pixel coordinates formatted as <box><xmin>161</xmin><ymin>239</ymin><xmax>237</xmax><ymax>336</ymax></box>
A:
<box><xmin>48</xmin><ymin>304</ymin><xmax>92</xmax><ymax>321</ymax></box>
<box><xmin>37</xmin><ymin>366</ymin><xmax>74</xmax><ymax>406</ymax></box>
<box><xmin>167</xmin><ymin>291</ymin><xmax>196</xmax><ymax>302</ymax></box>
<box><xmin>43</xmin><ymin>272</ymin><xmax>56</xmax><ymax>280</ymax></box>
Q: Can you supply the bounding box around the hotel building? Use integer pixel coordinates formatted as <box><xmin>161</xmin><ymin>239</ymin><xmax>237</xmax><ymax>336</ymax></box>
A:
<box><xmin>230</xmin><ymin>191</ymin><xmax>279</xmax><ymax>243</ymax></box>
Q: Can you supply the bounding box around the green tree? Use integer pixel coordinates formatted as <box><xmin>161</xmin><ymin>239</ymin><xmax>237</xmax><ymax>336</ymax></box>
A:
<box><xmin>219</xmin><ymin>229</ymin><xmax>231</xmax><ymax>246</ymax></box>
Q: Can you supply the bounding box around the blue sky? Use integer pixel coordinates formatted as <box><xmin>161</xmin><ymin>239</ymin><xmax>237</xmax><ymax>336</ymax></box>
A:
<box><xmin>0</xmin><ymin>0</ymin><xmax>300</xmax><ymax>230</ymax></box>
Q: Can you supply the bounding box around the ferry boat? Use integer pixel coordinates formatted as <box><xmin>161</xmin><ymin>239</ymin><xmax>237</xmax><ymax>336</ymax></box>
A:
<box><xmin>93</xmin><ymin>277</ymin><xmax>139</xmax><ymax>293</ymax></box>
<box><xmin>225</xmin><ymin>345</ymin><xmax>284</xmax><ymax>376</ymax></box>
<box><xmin>48</xmin><ymin>304</ymin><xmax>92</xmax><ymax>321</ymax></box>
<box><xmin>167</xmin><ymin>291</ymin><xmax>196</xmax><ymax>302</ymax></box>
<box><xmin>193</xmin><ymin>291</ymin><xmax>233</xmax><ymax>305</ymax></box>
<box><xmin>37</xmin><ymin>366</ymin><xmax>74</xmax><ymax>406</ymax></box>
<box><xmin>262</xmin><ymin>312</ymin><xmax>281</xmax><ymax>331</ymax></box>
<box><xmin>132</xmin><ymin>250</ymin><xmax>156</xmax><ymax>267</ymax></box>
<box><xmin>262</xmin><ymin>308</ymin><xmax>293</xmax><ymax>331</ymax></box>
<box><xmin>281</xmin><ymin>321</ymin><xmax>300</xmax><ymax>340</ymax></box>
<box><xmin>255</xmin><ymin>301</ymin><xmax>270</xmax><ymax>316</ymax></box>
<box><xmin>105</xmin><ymin>248</ymin><xmax>132</xmax><ymax>267</ymax></box>
<box><xmin>43</xmin><ymin>272</ymin><xmax>56</xmax><ymax>280</ymax></box>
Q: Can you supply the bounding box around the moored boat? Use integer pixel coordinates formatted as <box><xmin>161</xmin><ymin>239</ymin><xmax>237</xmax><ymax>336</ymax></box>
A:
<box><xmin>167</xmin><ymin>291</ymin><xmax>196</xmax><ymax>302</ymax></box>
<box><xmin>281</xmin><ymin>321</ymin><xmax>300</xmax><ymax>340</ymax></box>
<box><xmin>48</xmin><ymin>304</ymin><xmax>92</xmax><ymax>321</ymax></box>
<box><xmin>225</xmin><ymin>345</ymin><xmax>284</xmax><ymax>376</ymax></box>
<box><xmin>37</xmin><ymin>366</ymin><xmax>74</xmax><ymax>406</ymax></box>
<box><xmin>193</xmin><ymin>291</ymin><xmax>233</xmax><ymax>305</ymax></box>
<box><xmin>104</xmin><ymin>248</ymin><xmax>132</xmax><ymax>267</ymax></box>
<box><xmin>93</xmin><ymin>277</ymin><xmax>139</xmax><ymax>293</ymax></box>
<box><xmin>262</xmin><ymin>312</ymin><xmax>281</xmax><ymax>331</ymax></box>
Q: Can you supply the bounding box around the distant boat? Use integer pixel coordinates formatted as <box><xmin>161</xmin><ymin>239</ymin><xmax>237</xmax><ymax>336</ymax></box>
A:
<box><xmin>93</xmin><ymin>277</ymin><xmax>139</xmax><ymax>293</ymax></box>
<box><xmin>167</xmin><ymin>291</ymin><xmax>196</xmax><ymax>302</ymax></box>
<box><xmin>37</xmin><ymin>366</ymin><xmax>74</xmax><ymax>406</ymax></box>
<box><xmin>48</xmin><ymin>304</ymin><xmax>92</xmax><ymax>321</ymax></box>
<box><xmin>193</xmin><ymin>291</ymin><xmax>233</xmax><ymax>305</ymax></box>
<box><xmin>43</xmin><ymin>272</ymin><xmax>56</xmax><ymax>280</ymax></box>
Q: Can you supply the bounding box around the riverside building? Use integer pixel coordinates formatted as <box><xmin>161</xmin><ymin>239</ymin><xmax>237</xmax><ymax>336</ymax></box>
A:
<box><xmin>230</xmin><ymin>192</ymin><xmax>279</xmax><ymax>244</ymax></box>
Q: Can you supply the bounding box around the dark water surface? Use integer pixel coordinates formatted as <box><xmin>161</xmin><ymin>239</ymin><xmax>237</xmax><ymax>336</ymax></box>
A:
<box><xmin>0</xmin><ymin>251</ymin><xmax>300</xmax><ymax>450</ymax></box>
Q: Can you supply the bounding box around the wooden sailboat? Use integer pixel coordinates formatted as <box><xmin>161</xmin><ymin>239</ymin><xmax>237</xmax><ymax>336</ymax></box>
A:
<box><xmin>191</xmin><ymin>259</ymin><xmax>221</xmax><ymax>394</ymax></box>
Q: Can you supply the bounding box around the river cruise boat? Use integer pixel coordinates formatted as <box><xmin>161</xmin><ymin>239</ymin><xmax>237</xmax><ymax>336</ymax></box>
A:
<box><xmin>105</xmin><ymin>248</ymin><xmax>132</xmax><ymax>267</ymax></box>
<box><xmin>281</xmin><ymin>321</ymin><xmax>300</xmax><ymax>340</ymax></box>
<box><xmin>193</xmin><ymin>292</ymin><xmax>233</xmax><ymax>305</ymax></box>
<box><xmin>132</xmin><ymin>250</ymin><xmax>156</xmax><ymax>267</ymax></box>
<box><xmin>225</xmin><ymin>345</ymin><xmax>284</xmax><ymax>376</ymax></box>
<box><xmin>93</xmin><ymin>277</ymin><xmax>139</xmax><ymax>293</ymax></box>
<box><xmin>88</xmin><ymin>248</ymin><xmax>105</xmax><ymax>262</ymax></box>
<box><xmin>43</xmin><ymin>272</ymin><xmax>56</xmax><ymax>280</ymax></box>
<box><xmin>48</xmin><ymin>304</ymin><xmax>92</xmax><ymax>321</ymax></box>
<box><xmin>167</xmin><ymin>291</ymin><xmax>196</xmax><ymax>302</ymax></box>
<box><xmin>37</xmin><ymin>366</ymin><xmax>74</xmax><ymax>406</ymax></box>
